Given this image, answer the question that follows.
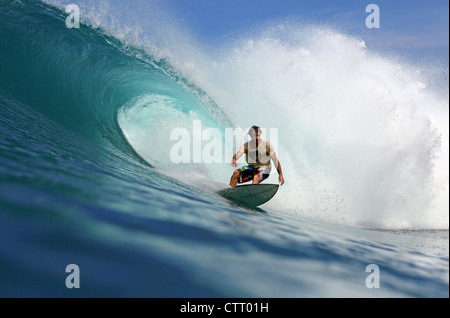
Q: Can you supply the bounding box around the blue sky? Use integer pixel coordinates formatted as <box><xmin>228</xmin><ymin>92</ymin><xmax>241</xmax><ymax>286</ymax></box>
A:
<box><xmin>165</xmin><ymin>0</ymin><xmax>449</xmax><ymax>61</ymax></box>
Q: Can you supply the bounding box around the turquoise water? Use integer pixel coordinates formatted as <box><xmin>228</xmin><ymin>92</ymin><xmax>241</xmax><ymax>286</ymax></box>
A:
<box><xmin>0</xmin><ymin>0</ymin><xmax>448</xmax><ymax>298</ymax></box>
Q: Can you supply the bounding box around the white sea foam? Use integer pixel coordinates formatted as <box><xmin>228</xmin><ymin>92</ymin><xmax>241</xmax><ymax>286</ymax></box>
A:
<box><xmin>196</xmin><ymin>25</ymin><xmax>449</xmax><ymax>230</ymax></box>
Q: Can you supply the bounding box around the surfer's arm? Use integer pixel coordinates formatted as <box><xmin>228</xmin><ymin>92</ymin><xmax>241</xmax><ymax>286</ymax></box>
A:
<box><xmin>271</xmin><ymin>152</ymin><xmax>285</xmax><ymax>185</ymax></box>
<box><xmin>231</xmin><ymin>150</ymin><xmax>244</xmax><ymax>167</ymax></box>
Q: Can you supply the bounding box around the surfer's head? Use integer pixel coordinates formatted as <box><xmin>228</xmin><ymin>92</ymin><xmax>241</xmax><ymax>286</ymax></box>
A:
<box><xmin>248</xmin><ymin>125</ymin><xmax>261</xmax><ymax>141</ymax></box>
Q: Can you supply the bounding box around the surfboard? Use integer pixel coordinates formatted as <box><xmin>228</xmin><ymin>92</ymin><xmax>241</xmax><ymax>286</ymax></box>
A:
<box><xmin>218</xmin><ymin>184</ymin><xmax>279</xmax><ymax>207</ymax></box>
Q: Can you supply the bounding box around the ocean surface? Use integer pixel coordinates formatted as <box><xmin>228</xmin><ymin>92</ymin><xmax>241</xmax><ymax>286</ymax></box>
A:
<box><xmin>0</xmin><ymin>0</ymin><xmax>448</xmax><ymax>298</ymax></box>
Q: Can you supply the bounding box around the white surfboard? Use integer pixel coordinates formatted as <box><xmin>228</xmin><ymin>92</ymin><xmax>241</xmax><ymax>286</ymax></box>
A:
<box><xmin>218</xmin><ymin>184</ymin><xmax>279</xmax><ymax>207</ymax></box>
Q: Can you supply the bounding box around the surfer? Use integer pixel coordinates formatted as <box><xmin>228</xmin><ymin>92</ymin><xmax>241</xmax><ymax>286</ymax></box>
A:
<box><xmin>229</xmin><ymin>125</ymin><xmax>285</xmax><ymax>187</ymax></box>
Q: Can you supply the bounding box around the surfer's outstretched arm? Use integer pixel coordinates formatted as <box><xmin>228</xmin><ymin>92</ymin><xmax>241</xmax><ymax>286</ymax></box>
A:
<box><xmin>229</xmin><ymin>150</ymin><xmax>244</xmax><ymax>186</ymax></box>
<box><xmin>231</xmin><ymin>150</ymin><xmax>244</xmax><ymax>167</ymax></box>
<box><xmin>271</xmin><ymin>152</ymin><xmax>285</xmax><ymax>185</ymax></box>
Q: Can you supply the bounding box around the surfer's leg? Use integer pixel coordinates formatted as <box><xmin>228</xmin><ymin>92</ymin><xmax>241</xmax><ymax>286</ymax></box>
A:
<box><xmin>253</xmin><ymin>167</ymin><xmax>270</xmax><ymax>184</ymax></box>
<box><xmin>229</xmin><ymin>170</ymin><xmax>240</xmax><ymax>187</ymax></box>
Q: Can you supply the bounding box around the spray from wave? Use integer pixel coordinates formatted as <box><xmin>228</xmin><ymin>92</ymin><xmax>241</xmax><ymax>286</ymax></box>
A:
<box><xmin>43</xmin><ymin>0</ymin><xmax>448</xmax><ymax>230</ymax></box>
<box><xmin>197</xmin><ymin>24</ymin><xmax>449</xmax><ymax>230</ymax></box>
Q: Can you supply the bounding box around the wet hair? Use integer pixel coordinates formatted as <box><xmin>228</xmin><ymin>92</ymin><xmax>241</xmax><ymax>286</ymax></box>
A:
<box><xmin>248</xmin><ymin>125</ymin><xmax>261</xmax><ymax>135</ymax></box>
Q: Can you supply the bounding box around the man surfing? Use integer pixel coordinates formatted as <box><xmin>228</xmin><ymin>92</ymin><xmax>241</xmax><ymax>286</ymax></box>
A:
<box><xmin>229</xmin><ymin>125</ymin><xmax>285</xmax><ymax>187</ymax></box>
